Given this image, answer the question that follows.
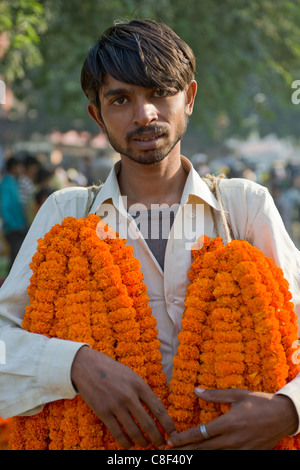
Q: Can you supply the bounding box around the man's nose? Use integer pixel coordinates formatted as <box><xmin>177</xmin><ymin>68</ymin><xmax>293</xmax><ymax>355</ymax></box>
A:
<box><xmin>133</xmin><ymin>99</ymin><xmax>158</xmax><ymax>126</ymax></box>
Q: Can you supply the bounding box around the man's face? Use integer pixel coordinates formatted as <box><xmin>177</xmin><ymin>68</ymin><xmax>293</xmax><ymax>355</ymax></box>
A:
<box><xmin>89</xmin><ymin>74</ymin><xmax>196</xmax><ymax>165</ymax></box>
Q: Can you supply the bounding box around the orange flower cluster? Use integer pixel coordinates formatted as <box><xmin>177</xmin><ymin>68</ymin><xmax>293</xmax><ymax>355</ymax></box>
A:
<box><xmin>168</xmin><ymin>235</ymin><xmax>300</xmax><ymax>450</ymax></box>
<box><xmin>0</xmin><ymin>418</ymin><xmax>12</xmax><ymax>450</ymax></box>
<box><xmin>9</xmin><ymin>215</ymin><xmax>167</xmax><ymax>450</ymax></box>
<box><xmin>7</xmin><ymin>217</ymin><xmax>300</xmax><ymax>450</ymax></box>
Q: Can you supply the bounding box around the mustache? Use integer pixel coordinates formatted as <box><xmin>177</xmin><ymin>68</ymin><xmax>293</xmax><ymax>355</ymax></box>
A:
<box><xmin>126</xmin><ymin>125</ymin><xmax>168</xmax><ymax>140</ymax></box>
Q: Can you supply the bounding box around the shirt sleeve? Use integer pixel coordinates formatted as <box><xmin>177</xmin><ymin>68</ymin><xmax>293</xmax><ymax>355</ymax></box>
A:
<box><xmin>220</xmin><ymin>178</ymin><xmax>300</xmax><ymax>434</ymax></box>
<box><xmin>0</xmin><ymin>190</ymin><xmax>89</xmax><ymax>419</ymax></box>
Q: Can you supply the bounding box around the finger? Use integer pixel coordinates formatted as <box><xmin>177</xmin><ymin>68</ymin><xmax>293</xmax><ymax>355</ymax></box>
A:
<box><xmin>167</xmin><ymin>418</ymin><xmax>221</xmax><ymax>448</ymax></box>
<box><xmin>100</xmin><ymin>413</ymin><xmax>133</xmax><ymax>449</ymax></box>
<box><xmin>117</xmin><ymin>409</ymin><xmax>150</xmax><ymax>448</ymax></box>
<box><xmin>167</xmin><ymin>409</ymin><xmax>234</xmax><ymax>448</ymax></box>
<box><xmin>129</xmin><ymin>403</ymin><xmax>166</xmax><ymax>448</ymax></box>
<box><xmin>140</xmin><ymin>388</ymin><xmax>176</xmax><ymax>438</ymax></box>
<box><xmin>167</xmin><ymin>425</ymin><xmax>207</xmax><ymax>448</ymax></box>
<box><xmin>195</xmin><ymin>387</ymin><xmax>248</xmax><ymax>403</ymax></box>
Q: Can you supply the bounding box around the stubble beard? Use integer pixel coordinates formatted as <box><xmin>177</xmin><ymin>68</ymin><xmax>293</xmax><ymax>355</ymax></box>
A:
<box><xmin>104</xmin><ymin>117</ymin><xmax>188</xmax><ymax>166</ymax></box>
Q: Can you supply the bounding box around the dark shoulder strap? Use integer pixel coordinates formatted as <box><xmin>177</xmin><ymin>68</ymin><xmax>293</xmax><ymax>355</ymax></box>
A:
<box><xmin>203</xmin><ymin>173</ymin><xmax>234</xmax><ymax>244</ymax></box>
<box><xmin>84</xmin><ymin>184</ymin><xmax>103</xmax><ymax>217</ymax></box>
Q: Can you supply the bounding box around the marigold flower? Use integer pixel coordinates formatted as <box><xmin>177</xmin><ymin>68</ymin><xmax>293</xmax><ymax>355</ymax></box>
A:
<box><xmin>7</xmin><ymin>226</ymin><xmax>300</xmax><ymax>451</ymax></box>
<box><xmin>168</xmin><ymin>236</ymin><xmax>300</xmax><ymax>450</ymax></box>
<box><xmin>9</xmin><ymin>215</ymin><xmax>166</xmax><ymax>450</ymax></box>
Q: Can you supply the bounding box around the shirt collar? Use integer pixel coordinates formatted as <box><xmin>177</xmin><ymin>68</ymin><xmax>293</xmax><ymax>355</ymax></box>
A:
<box><xmin>93</xmin><ymin>155</ymin><xmax>220</xmax><ymax>213</ymax></box>
<box><xmin>94</xmin><ymin>159</ymin><xmax>122</xmax><ymax>209</ymax></box>
<box><xmin>179</xmin><ymin>156</ymin><xmax>220</xmax><ymax>210</ymax></box>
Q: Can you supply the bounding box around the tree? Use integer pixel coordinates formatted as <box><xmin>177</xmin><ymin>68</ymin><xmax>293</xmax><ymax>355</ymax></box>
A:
<box><xmin>1</xmin><ymin>0</ymin><xmax>300</xmax><ymax>144</ymax></box>
<box><xmin>0</xmin><ymin>0</ymin><xmax>46</xmax><ymax>81</ymax></box>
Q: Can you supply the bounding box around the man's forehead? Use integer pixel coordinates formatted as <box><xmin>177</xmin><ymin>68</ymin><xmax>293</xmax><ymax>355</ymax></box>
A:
<box><xmin>100</xmin><ymin>73</ymin><xmax>154</xmax><ymax>98</ymax></box>
<box><xmin>101</xmin><ymin>73</ymin><xmax>124</xmax><ymax>87</ymax></box>
<box><xmin>101</xmin><ymin>74</ymin><xmax>136</xmax><ymax>90</ymax></box>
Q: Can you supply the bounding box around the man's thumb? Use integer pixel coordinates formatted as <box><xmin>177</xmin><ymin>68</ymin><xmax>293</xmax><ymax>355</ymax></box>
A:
<box><xmin>194</xmin><ymin>387</ymin><xmax>246</xmax><ymax>403</ymax></box>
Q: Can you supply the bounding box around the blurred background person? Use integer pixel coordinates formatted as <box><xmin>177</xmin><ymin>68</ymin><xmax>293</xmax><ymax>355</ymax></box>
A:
<box><xmin>18</xmin><ymin>154</ymin><xmax>41</xmax><ymax>224</ymax></box>
<box><xmin>271</xmin><ymin>183</ymin><xmax>293</xmax><ymax>236</ymax></box>
<box><xmin>26</xmin><ymin>166</ymin><xmax>55</xmax><ymax>224</ymax></box>
<box><xmin>33</xmin><ymin>186</ymin><xmax>55</xmax><ymax>217</ymax></box>
<box><xmin>0</xmin><ymin>157</ymin><xmax>27</xmax><ymax>269</ymax></box>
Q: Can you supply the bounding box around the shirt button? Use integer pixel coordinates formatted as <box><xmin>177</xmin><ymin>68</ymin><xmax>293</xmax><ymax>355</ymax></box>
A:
<box><xmin>168</xmin><ymin>294</ymin><xmax>175</xmax><ymax>303</ymax></box>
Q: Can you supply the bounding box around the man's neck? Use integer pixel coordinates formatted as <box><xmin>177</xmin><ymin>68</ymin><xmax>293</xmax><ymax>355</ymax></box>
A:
<box><xmin>117</xmin><ymin>153</ymin><xmax>188</xmax><ymax>210</ymax></box>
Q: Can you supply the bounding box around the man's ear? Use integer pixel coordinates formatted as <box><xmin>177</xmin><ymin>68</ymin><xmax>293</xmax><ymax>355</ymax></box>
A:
<box><xmin>87</xmin><ymin>103</ymin><xmax>107</xmax><ymax>134</ymax></box>
<box><xmin>185</xmin><ymin>80</ymin><xmax>197</xmax><ymax>117</ymax></box>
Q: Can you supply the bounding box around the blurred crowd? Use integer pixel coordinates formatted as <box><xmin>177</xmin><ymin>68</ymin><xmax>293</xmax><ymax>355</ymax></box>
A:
<box><xmin>0</xmin><ymin>152</ymin><xmax>94</xmax><ymax>277</ymax></box>
<box><xmin>191</xmin><ymin>152</ymin><xmax>300</xmax><ymax>249</ymax></box>
<box><xmin>0</xmin><ymin>149</ymin><xmax>300</xmax><ymax>280</ymax></box>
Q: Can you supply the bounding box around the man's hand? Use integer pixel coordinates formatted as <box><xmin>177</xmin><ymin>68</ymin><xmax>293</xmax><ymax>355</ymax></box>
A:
<box><xmin>71</xmin><ymin>345</ymin><xmax>175</xmax><ymax>449</ymax></box>
<box><xmin>167</xmin><ymin>388</ymin><xmax>298</xmax><ymax>450</ymax></box>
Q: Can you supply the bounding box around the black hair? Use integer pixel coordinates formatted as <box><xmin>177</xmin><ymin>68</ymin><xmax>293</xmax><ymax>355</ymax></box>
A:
<box><xmin>81</xmin><ymin>19</ymin><xmax>196</xmax><ymax>107</ymax></box>
<box><xmin>5</xmin><ymin>157</ymin><xmax>21</xmax><ymax>172</ymax></box>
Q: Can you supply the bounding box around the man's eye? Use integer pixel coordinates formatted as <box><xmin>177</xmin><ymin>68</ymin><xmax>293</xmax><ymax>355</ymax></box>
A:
<box><xmin>153</xmin><ymin>89</ymin><xmax>169</xmax><ymax>98</ymax></box>
<box><xmin>112</xmin><ymin>96</ymin><xmax>128</xmax><ymax>105</ymax></box>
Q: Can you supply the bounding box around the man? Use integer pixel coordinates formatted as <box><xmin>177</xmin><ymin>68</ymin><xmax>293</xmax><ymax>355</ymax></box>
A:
<box><xmin>0</xmin><ymin>19</ymin><xmax>300</xmax><ymax>450</ymax></box>
<box><xmin>0</xmin><ymin>157</ymin><xmax>27</xmax><ymax>269</ymax></box>
<box><xmin>18</xmin><ymin>154</ymin><xmax>41</xmax><ymax>216</ymax></box>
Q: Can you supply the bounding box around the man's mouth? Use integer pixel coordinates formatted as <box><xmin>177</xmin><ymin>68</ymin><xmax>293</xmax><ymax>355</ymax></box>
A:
<box><xmin>127</xmin><ymin>126</ymin><xmax>167</xmax><ymax>150</ymax></box>
<box><xmin>134</xmin><ymin>134</ymin><xmax>163</xmax><ymax>141</ymax></box>
<box><xmin>128</xmin><ymin>125</ymin><xmax>167</xmax><ymax>141</ymax></box>
<box><xmin>130</xmin><ymin>132</ymin><xmax>165</xmax><ymax>150</ymax></box>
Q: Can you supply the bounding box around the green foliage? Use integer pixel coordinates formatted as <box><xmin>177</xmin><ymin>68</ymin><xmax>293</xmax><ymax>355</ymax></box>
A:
<box><xmin>1</xmin><ymin>0</ymin><xmax>300</xmax><ymax>142</ymax></box>
<box><xmin>0</xmin><ymin>0</ymin><xmax>46</xmax><ymax>81</ymax></box>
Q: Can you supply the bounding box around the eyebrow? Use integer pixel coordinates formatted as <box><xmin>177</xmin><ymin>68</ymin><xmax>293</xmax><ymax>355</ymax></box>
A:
<box><xmin>102</xmin><ymin>87</ymin><xmax>132</xmax><ymax>99</ymax></box>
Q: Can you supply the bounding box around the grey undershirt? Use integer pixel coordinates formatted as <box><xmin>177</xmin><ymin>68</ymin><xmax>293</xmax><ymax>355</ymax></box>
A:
<box><xmin>128</xmin><ymin>206</ymin><xmax>178</xmax><ymax>271</ymax></box>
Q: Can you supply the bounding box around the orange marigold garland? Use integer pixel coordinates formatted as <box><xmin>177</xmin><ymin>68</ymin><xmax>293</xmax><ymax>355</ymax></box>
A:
<box><xmin>7</xmin><ymin>215</ymin><xmax>300</xmax><ymax>450</ymax></box>
<box><xmin>9</xmin><ymin>215</ymin><xmax>167</xmax><ymax>450</ymax></box>
<box><xmin>104</xmin><ymin>231</ymin><xmax>169</xmax><ymax>404</ymax></box>
<box><xmin>168</xmin><ymin>235</ymin><xmax>300</xmax><ymax>450</ymax></box>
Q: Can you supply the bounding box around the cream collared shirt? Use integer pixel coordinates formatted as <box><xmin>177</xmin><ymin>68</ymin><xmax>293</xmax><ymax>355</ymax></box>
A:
<box><xmin>1</xmin><ymin>156</ymin><xmax>300</xmax><ymax>434</ymax></box>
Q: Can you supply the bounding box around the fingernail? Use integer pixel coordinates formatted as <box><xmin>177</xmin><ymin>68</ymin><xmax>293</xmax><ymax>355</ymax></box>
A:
<box><xmin>166</xmin><ymin>439</ymin><xmax>174</xmax><ymax>448</ymax></box>
<box><xmin>195</xmin><ymin>387</ymin><xmax>206</xmax><ymax>394</ymax></box>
